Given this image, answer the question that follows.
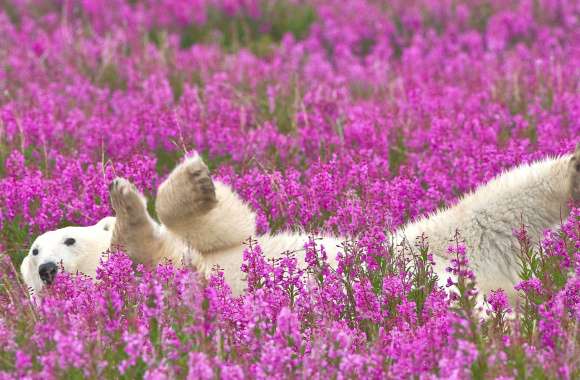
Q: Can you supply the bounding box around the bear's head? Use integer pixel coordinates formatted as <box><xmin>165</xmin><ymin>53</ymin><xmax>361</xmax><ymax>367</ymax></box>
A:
<box><xmin>21</xmin><ymin>216</ymin><xmax>116</xmax><ymax>295</ymax></box>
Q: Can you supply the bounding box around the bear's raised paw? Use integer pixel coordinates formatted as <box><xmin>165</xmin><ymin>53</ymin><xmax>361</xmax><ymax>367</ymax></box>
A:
<box><xmin>181</xmin><ymin>155</ymin><xmax>217</xmax><ymax>208</ymax></box>
<box><xmin>155</xmin><ymin>155</ymin><xmax>218</xmax><ymax>229</ymax></box>
<box><xmin>109</xmin><ymin>177</ymin><xmax>149</xmax><ymax>224</ymax></box>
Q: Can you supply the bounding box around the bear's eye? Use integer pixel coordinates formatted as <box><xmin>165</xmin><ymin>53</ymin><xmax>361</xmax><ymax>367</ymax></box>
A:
<box><xmin>32</xmin><ymin>248</ymin><xmax>39</xmax><ymax>256</ymax></box>
<box><xmin>64</xmin><ymin>238</ymin><xmax>76</xmax><ymax>246</ymax></box>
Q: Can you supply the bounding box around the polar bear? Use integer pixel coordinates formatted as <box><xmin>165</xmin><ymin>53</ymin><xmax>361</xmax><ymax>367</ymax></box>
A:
<box><xmin>20</xmin><ymin>216</ymin><xmax>116</xmax><ymax>295</ymax></box>
<box><xmin>21</xmin><ymin>155</ymin><xmax>343</xmax><ymax>297</ymax></box>
<box><xmin>21</xmin><ymin>145</ymin><xmax>580</xmax><ymax>301</ymax></box>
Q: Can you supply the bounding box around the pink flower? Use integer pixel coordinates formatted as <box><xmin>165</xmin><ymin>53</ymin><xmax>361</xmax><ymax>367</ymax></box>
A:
<box><xmin>486</xmin><ymin>289</ymin><xmax>512</xmax><ymax>314</ymax></box>
<box><xmin>515</xmin><ymin>278</ymin><xmax>544</xmax><ymax>296</ymax></box>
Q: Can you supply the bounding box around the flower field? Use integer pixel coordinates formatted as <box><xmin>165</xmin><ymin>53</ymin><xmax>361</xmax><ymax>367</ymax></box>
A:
<box><xmin>0</xmin><ymin>0</ymin><xmax>579</xmax><ymax>378</ymax></box>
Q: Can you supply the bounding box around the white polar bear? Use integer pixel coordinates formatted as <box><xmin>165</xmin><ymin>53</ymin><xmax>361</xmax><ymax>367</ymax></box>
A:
<box><xmin>20</xmin><ymin>216</ymin><xmax>116</xmax><ymax>295</ymax></box>
<box><xmin>21</xmin><ymin>145</ymin><xmax>580</xmax><ymax>301</ymax></box>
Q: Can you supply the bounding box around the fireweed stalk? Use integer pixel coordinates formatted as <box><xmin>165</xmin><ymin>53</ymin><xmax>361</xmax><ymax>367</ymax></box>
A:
<box><xmin>1</xmin><ymin>0</ymin><xmax>579</xmax><ymax>378</ymax></box>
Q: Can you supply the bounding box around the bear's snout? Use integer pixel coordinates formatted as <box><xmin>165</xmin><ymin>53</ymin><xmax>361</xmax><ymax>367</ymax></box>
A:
<box><xmin>38</xmin><ymin>262</ymin><xmax>58</xmax><ymax>285</ymax></box>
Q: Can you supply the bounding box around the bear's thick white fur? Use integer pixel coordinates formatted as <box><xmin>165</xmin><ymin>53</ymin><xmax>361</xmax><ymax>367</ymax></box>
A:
<box><xmin>22</xmin><ymin>146</ymin><xmax>579</xmax><ymax>301</ymax></box>
<box><xmin>397</xmin><ymin>152</ymin><xmax>578</xmax><ymax>300</ymax></box>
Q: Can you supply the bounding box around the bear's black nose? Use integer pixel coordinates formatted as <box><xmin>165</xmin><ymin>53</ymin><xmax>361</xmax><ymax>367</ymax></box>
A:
<box><xmin>38</xmin><ymin>262</ymin><xmax>58</xmax><ymax>285</ymax></box>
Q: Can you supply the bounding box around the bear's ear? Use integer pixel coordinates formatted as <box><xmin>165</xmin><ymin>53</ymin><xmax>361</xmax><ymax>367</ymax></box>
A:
<box><xmin>95</xmin><ymin>216</ymin><xmax>116</xmax><ymax>232</ymax></box>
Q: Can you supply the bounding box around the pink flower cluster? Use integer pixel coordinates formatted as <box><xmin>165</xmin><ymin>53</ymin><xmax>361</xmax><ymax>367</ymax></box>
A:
<box><xmin>0</xmin><ymin>0</ymin><xmax>579</xmax><ymax>378</ymax></box>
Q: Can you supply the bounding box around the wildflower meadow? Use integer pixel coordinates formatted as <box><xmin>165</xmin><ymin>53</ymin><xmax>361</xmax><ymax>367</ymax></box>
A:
<box><xmin>0</xmin><ymin>1</ymin><xmax>579</xmax><ymax>379</ymax></box>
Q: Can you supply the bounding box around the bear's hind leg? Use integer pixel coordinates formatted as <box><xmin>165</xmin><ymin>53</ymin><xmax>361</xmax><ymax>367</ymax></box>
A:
<box><xmin>109</xmin><ymin>178</ymin><xmax>164</xmax><ymax>266</ymax></box>
<box><xmin>155</xmin><ymin>154</ymin><xmax>257</xmax><ymax>253</ymax></box>
<box><xmin>155</xmin><ymin>155</ymin><xmax>217</xmax><ymax>234</ymax></box>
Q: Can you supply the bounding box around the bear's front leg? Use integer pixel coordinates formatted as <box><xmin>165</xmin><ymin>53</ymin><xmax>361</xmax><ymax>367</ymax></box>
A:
<box><xmin>109</xmin><ymin>178</ymin><xmax>164</xmax><ymax>266</ymax></box>
<box><xmin>155</xmin><ymin>154</ymin><xmax>218</xmax><ymax>233</ymax></box>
